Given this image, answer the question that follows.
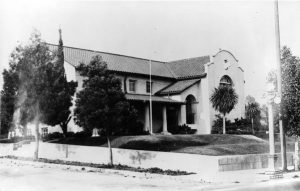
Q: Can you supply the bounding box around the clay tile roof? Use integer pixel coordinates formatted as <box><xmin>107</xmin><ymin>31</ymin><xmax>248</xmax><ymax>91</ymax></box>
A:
<box><xmin>47</xmin><ymin>44</ymin><xmax>175</xmax><ymax>79</ymax></box>
<box><xmin>157</xmin><ymin>79</ymin><xmax>201</xmax><ymax>95</ymax></box>
<box><xmin>166</xmin><ymin>56</ymin><xmax>210</xmax><ymax>79</ymax></box>
<box><xmin>47</xmin><ymin>44</ymin><xmax>209</xmax><ymax>79</ymax></box>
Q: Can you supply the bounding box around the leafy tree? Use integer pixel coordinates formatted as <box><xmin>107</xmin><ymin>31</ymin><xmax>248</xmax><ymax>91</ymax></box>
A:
<box><xmin>74</xmin><ymin>55</ymin><xmax>138</xmax><ymax>165</ymax></box>
<box><xmin>42</xmin><ymin>29</ymin><xmax>77</xmax><ymax>137</ymax></box>
<box><xmin>245</xmin><ymin>102</ymin><xmax>260</xmax><ymax>134</ymax></box>
<box><xmin>245</xmin><ymin>95</ymin><xmax>256</xmax><ymax>105</ymax></box>
<box><xmin>12</xmin><ymin>32</ymin><xmax>56</xmax><ymax>159</ymax></box>
<box><xmin>260</xmin><ymin>104</ymin><xmax>269</xmax><ymax>131</ymax></box>
<box><xmin>281</xmin><ymin>46</ymin><xmax>300</xmax><ymax>137</ymax></box>
<box><xmin>4</xmin><ymin>30</ymin><xmax>77</xmax><ymax>161</ymax></box>
<box><xmin>0</xmin><ymin>67</ymin><xmax>19</xmax><ymax>135</ymax></box>
<box><xmin>210</xmin><ymin>85</ymin><xmax>238</xmax><ymax>134</ymax></box>
<box><xmin>8</xmin><ymin>31</ymin><xmax>76</xmax><ymax>159</ymax></box>
<box><xmin>245</xmin><ymin>95</ymin><xmax>261</xmax><ymax>134</ymax></box>
<box><xmin>274</xmin><ymin>46</ymin><xmax>300</xmax><ymax>170</ymax></box>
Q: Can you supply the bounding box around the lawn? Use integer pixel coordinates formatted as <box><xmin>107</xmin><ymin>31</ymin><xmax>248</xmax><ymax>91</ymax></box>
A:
<box><xmin>50</xmin><ymin>134</ymin><xmax>296</xmax><ymax>156</ymax></box>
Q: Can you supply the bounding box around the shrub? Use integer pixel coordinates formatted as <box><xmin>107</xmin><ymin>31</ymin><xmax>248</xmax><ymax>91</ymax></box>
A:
<box><xmin>66</xmin><ymin>132</ymin><xmax>75</xmax><ymax>137</ymax></box>
<box><xmin>211</xmin><ymin>115</ymin><xmax>252</xmax><ymax>134</ymax></box>
<box><xmin>113</xmin><ymin>121</ymin><xmax>150</xmax><ymax>136</ymax></box>
<box><xmin>169</xmin><ymin>124</ymin><xmax>196</xmax><ymax>134</ymax></box>
<box><xmin>74</xmin><ymin>131</ymin><xmax>92</xmax><ymax>138</ymax></box>
<box><xmin>211</xmin><ymin>114</ymin><xmax>231</xmax><ymax>134</ymax></box>
<box><xmin>42</xmin><ymin>132</ymin><xmax>64</xmax><ymax>142</ymax></box>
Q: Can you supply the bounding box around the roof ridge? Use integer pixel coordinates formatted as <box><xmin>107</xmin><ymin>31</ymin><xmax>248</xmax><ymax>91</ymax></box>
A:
<box><xmin>168</xmin><ymin>55</ymin><xmax>210</xmax><ymax>64</ymax></box>
<box><xmin>46</xmin><ymin>43</ymin><xmax>166</xmax><ymax>64</ymax></box>
<box><xmin>164</xmin><ymin>62</ymin><xmax>177</xmax><ymax>78</ymax></box>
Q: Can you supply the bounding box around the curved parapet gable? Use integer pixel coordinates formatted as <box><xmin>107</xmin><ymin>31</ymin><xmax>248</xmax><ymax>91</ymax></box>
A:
<box><xmin>213</xmin><ymin>49</ymin><xmax>239</xmax><ymax>62</ymax></box>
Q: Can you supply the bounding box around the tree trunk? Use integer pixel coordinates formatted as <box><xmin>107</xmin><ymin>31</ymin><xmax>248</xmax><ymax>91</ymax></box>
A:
<box><xmin>295</xmin><ymin>138</ymin><xmax>299</xmax><ymax>171</ymax></box>
<box><xmin>107</xmin><ymin>136</ymin><xmax>113</xmax><ymax>166</ymax></box>
<box><xmin>34</xmin><ymin>115</ymin><xmax>40</xmax><ymax>160</ymax></box>
<box><xmin>223</xmin><ymin>115</ymin><xmax>226</xmax><ymax>134</ymax></box>
<box><xmin>251</xmin><ymin>118</ymin><xmax>255</xmax><ymax>134</ymax></box>
<box><xmin>61</xmin><ymin>123</ymin><xmax>68</xmax><ymax>138</ymax></box>
<box><xmin>61</xmin><ymin>116</ymin><xmax>72</xmax><ymax>138</ymax></box>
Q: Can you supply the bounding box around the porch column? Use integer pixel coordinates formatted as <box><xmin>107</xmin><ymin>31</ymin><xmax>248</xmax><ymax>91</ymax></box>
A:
<box><xmin>179</xmin><ymin>104</ymin><xmax>187</xmax><ymax>125</ymax></box>
<box><xmin>162</xmin><ymin>105</ymin><xmax>171</xmax><ymax>135</ymax></box>
<box><xmin>144</xmin><ymin>103</ymin><xmax>150</xmax><ymax>132</ymax></box>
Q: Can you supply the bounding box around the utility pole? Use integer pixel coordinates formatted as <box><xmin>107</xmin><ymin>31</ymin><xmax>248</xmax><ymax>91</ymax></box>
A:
<box><xmin>274</xmin><ymin>0</ymin><xmax>287</xmax><ymax>171</ymax></box>
<box><xmin>149</xmin><ymin>59</ymin><xmax>153</xmax><ymax>134</ymax></box>
<box><xmin>266</xmin><ymin>82</ymin><xmax>277</xmax><ymax>173</ymax></box>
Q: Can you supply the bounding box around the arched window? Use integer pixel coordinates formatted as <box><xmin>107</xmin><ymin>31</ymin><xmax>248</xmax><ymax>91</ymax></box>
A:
<box><xmin>220</xmin><ymin>75</ymin><xmax>233</xmax><ymax>87</ymax></box>
<box><xmin>186</xmin><ymin>95</ymin><xmax>197</xmax><ymax>124</ymax></box>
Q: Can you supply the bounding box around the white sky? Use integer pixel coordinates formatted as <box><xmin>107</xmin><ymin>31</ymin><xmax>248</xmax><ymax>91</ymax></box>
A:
<box><xmin>1</xmin><ymin>0</ymin><xmax>300</xmax><ymax>104</ymax></box>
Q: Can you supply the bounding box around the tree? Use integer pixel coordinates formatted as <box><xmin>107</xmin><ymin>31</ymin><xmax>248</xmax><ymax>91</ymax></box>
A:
<box><xmin>9</xmin><ymin>31</ymin><xmax>56</xmax><ymax>159</ymax></box>
<box><xmin>280</xmin><ymin>46</ymin><xmax>300</xmax><ymax>170</ymax></box>
<box><xmin>245</xmin><ymin>95</ymin><xmax>256</xmax><ymax>105</ymax></box>
<box><xmin>0</xmin><ymin>67</ymin><xmax>19</xmax><ymax>135</ymax></box>
<box><xmin>245</xmin><ymin>95</ymin><xmax>261</xmax><ymax>134</ymax></box>
<box><xmin>281</xmin><ymin>47</ymin><xmax>300</xmax><ymax>136</ymax></box>
<box><xmin>245</xmin><ymin>101</ymin><xmax>260</xmax><ymax>134</ymax></box>
<box><xmin>42</xmin><ymin>29</ymin><xmax>77</xmax><ymax>137</ymax></box>
<box><xmin>74</xmin><ymin>55</ymin><xmax>138</xmax><ymax>165</ymax></box>
<box><xmin>260</xmin><ymin>104</ymin><xmax>268</xmax><ymax>131</ymax></box>
<box><xmin>210</xmin><ymin>85</ymin><xmax>238</xmax><ymax>134</ymax></box>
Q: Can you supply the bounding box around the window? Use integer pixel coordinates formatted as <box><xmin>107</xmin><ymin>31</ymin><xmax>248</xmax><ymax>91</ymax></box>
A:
<box><xmin>146</xmin><ymin>81</ymin><xmax>152</xmax><ymax>93</ymax></box>
<box><xmin>220</xmin><ymin>75</ymin><xmax>232</xmax><ymax>87</ymax></box>
<box><xmin>129</xmin><ymin>80</ymin><xmax>136</xmax><ymax>92</ymax></box>
<box><xmin>41</xmin><ymin>127</ymin><xmax>48</xmax><ymax>137</ymax></box>
<box><xmin>186</xmin><ymin>95</ymin><xmax>197</xmax><ymax>124</ymax></box>
<box><xmin>27</xmin><ymin>129</ymin><xmax>32</xmax><ymax>136</ymax></box>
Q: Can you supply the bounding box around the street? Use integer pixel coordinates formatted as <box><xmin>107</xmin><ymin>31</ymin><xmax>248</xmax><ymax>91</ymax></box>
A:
<box><xmin>1</xmin><ymin>158</ymin><xmax>300</xmax><ymax>191</ymax></box>
<box><xmin>0</xmin><ymin>158</ymin><xmax>207</xmax><ymax>191</ymax></box>
<box><xmin>214</xmin><ymin>179</ymin><xmax>300</xmax><ymax>191</ymax></box>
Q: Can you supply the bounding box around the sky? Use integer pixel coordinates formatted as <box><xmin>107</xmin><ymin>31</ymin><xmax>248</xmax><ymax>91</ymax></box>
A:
<box><xmin>1</xmin><ymin>0</ymin><xmax>300</xmax><ymax>104</ymax></box>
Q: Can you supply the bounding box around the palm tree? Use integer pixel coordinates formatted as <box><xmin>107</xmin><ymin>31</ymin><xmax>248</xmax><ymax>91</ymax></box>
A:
<box><xmin>210</xmin><ymin>85</ymin><xmax>238</xmax><ymax>134</ymax></box>
<box><xmin>246</xmin><ymin>102</ymin><xmax>260</xmax><ymax>134</ymax></box>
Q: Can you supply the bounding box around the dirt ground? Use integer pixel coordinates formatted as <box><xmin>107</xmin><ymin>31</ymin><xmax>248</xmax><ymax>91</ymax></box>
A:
<box><xmin>0</xmin><ymin>158</ymin><xmax>213</xmax><ymax>191</ymax></box>
<box><xmin>2</xmin><ymin>158</ymin><xmax>300</xmax><ymax>191</ymax></box>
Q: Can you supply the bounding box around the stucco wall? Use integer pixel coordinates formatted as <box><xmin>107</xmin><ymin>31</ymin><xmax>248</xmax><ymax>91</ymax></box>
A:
<box><xmin>64</xmin><ymin>61</ymin><xmax>76</xmax><ymax>82</ymax></box>
<box><xmin>2</xmin><ymin>142</ymin><xmax>295</xmax><ymax>173</ymax></box>
<box><xmin>207</xmin><ymin>51</ymin><xmax>245</xmax><ymax>127</ymax></box>
<box><xmin>218</xmin><ymin>152</ymin><xmax>294</xmax><ymax>171</ymax></box>
<box><xmin>199</xmin><ymin>76</ymin><xmax>212</xmax><ymax>134</ymax></box>
<box><xmin>0</xmin><ymin>142</ymin><xmax>219</xmax><ymax>173</ymax></box>
<box><xmin>125</xmin><ymin>76</ymin><xmax>172</xmax><ymax>95</ymax></box>
<box><xmin>169</xmin><ymin>82</ymin><xmax>207</xmax><ymax>134</ymax></box>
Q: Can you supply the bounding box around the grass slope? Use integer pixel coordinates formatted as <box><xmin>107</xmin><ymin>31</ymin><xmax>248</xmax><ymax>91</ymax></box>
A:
<box><xmin>50</xmin><ymin>134</ymin><xmax>295</xmax><ymax>156</ymax></box>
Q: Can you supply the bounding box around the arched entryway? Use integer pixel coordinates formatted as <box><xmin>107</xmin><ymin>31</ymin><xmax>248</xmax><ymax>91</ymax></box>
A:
<box><xmin>186</xmin><ymin>95</ymin><xmax>197</xmax><ymax>124</ymax></box>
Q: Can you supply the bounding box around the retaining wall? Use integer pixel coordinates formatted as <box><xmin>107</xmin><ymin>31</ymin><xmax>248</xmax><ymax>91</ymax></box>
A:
<box><xmin>0</xmin><ymin>142</ymin><xmax>219</xmax><ymax>173</ymax></box>
<box><xmin>218</xmin><ymin>152</ymin><xmax>294</xmax><ymax>171</ymax></box>
<box><xmin>0</xmin><ymin>142</ymin><xmax>296</xmax><ymax>173</ymax></box>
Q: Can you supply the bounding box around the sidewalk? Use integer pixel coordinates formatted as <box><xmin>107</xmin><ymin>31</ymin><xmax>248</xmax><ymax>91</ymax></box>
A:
<box><xmin>192</xmin><ymin>166</ymin><xmax>300</xmax><ymax>190</ymax></box>
<box><xmin>1</xmin><ymin>157</ymin><xmax>300</xmax><ymax>190</ymax></box>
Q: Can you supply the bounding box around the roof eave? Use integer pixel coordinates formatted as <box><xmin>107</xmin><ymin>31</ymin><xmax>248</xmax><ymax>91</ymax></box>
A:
<box><xmin>156</xmin><ymin>78</ymin><xmax>202</xmax><ymax>96</ymax></box>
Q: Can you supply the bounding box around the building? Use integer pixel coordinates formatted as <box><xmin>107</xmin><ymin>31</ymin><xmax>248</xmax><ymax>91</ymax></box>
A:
<box><xmin>47</xmin><ymin>44</ymin><xmax>245</xmax><ymax>135</ymax></box>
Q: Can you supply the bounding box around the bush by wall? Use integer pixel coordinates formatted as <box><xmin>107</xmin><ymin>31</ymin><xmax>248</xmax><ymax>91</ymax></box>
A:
<box><xmin>211</xmin><ymin>114</ymin><xmax>252</xmax><ymax>134</ymax></box>
<box><xmin>169</xmin><ymin>124</ymin><xmax>196</xmax><ymax>134</ymax></box>
<box><xmin>0</xmin><ymin>135</ymin><xmax>35</xmax><ymax>143</ymax></box>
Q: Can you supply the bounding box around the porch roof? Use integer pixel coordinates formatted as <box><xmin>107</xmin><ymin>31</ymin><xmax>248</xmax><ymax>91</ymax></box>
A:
<box><xmin>125</xmin><ymin>94</ymin><xmax>183</xmax><ymax>104</ymax></box>
<box><xmin>156</xmin><ymin>78</ymin><xmax>201</xmax><ymax>95</ymax></box>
